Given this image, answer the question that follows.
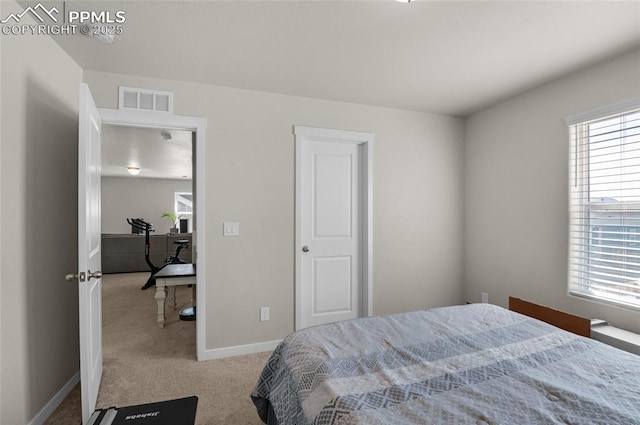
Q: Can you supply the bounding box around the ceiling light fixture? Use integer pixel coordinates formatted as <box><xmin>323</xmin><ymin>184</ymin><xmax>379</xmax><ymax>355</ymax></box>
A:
<box><xmin>396</xmin><ymin>0</ymin><xmax>414</xmax><ymax>3</ymax></box>
<box><xmin>127</xmin><ymin>166</ymin><xmax>141</xmax><ymax>176</ymax></box>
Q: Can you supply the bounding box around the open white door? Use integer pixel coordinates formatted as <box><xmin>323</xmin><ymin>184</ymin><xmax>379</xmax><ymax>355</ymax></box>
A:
<box><xmin>78</xmin><ymin>83</ymin><xmax>103</xmax><ymax>423</ymax></box>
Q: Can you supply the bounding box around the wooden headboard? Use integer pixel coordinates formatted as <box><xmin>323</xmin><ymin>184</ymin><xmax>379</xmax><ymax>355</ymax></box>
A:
<box><xmin>508</xmin><ymin>297</ymin><xmax>591</xmax><ymax>338</ymax></box>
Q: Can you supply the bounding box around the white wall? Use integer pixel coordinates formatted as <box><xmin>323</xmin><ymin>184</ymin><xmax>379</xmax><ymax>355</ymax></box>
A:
<box><xmin>0</xmin><ymin>0</ymin><xmax>83</xmax><ymax>422</ymax></box>
<box><xmin>102</xmin><ymin>177</ymin><xmax>193</xmax><ymax>234</ymax></box>
<box><xmin>84</xmin><ymin>71</ymin><xmax>465</xmax><ymax>352</ymax></box>
<box><xmin>464</xmin><ymin>47</ymin><xmax>640</xmax><ymax>334</ymax></box>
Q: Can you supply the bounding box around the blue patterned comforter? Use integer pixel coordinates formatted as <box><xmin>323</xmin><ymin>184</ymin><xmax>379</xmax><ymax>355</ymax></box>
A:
<box><xmin>251</xmin><ymin>304</ymin><xmax>640</xmax><ymax>425</ymax></box>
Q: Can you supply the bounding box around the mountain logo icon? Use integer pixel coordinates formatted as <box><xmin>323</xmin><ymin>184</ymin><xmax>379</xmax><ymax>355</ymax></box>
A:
<box><xmin>1</xmin><ymin>3</ymin><xmax>59</xmax><ymax>24</ymax></box>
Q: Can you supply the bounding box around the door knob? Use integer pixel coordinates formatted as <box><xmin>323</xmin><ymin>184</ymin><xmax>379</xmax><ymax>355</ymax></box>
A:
<box><xmin>88</xmin><ymin>270</ymin><xmax>102</xmax><ymax>280</ymax></box>
<box><xmin>65</xmin><ymin>271</ymin><xmax>86</xmax><ymax>282</ymax></box>
<box><xmin>302</xmin><ymin>246</ymin><xmax>309</xmax><ymax>253</ymax></box>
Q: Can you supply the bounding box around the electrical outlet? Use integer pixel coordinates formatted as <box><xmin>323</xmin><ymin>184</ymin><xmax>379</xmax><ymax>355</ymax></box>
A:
<box><xmin>481</xmin><ymin>292</ymin><xmax>489</xmax><ymax>303</ymax></box>
<box><xmin>260</xmin><ymin>307</ymin><xmax>270</xmax><ymax>322</ymax></box>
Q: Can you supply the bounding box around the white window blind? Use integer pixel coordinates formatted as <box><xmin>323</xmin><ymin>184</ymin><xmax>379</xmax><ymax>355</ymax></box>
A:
<box><xmin>569</xmin><ymin>104</ymin><xmax>640</xmax><ymax>310</ymax></box>
<box><xmin>175</xmin><ymin>192</ymin><xmax>193</xmax><ymax>215</ymax></box>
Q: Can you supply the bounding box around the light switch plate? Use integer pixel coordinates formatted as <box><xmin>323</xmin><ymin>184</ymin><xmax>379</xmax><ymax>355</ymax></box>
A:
<box><xmin>223</xmin><ymin>222</ymin><xmax>239</xmax><ymax>236</ymax></box>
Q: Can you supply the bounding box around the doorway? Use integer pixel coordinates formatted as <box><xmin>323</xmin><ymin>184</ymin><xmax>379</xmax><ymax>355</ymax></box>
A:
<box><xmin>98</xmin><ymin>108</ymin><xmax>207</xmax><ymax>360</ymax></box>
<box><xmin>77</xmin><ymin>85</ymin><xmax>207</xmax><ymax>421</ymax></box>
<box><xmin>100</xmin><ymin>124</ymin><xmax>195</xmax><ymax>326</ymax></box>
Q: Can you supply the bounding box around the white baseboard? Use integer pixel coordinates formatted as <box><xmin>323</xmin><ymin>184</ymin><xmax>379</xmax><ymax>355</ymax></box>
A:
<box><xmin>199</xmin><ymin>339</ymin><xmax>280</xmax><ymax>361</ymax></box>
<box><xmin>28</xmin><ymin>371</ymin><xmax>80</xmax><ymax>425</ymax></box>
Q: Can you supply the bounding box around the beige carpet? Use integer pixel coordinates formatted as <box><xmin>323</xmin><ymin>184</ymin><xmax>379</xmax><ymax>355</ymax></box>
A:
<box><xmin>46</xmin><ymin>272</ymin><xmax>270</xmax><ymax>425</ymax></box>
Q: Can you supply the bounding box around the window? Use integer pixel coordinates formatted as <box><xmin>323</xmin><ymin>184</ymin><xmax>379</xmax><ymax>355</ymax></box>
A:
<box><xmin>568</xmin><ymin>101</ymin><xmax>640</xmax><ymax>310</ymax></box>
<box><xmin>175</xmin><ymin>192</ymin><xmax>193</xmax><ymax>216</ymax></box>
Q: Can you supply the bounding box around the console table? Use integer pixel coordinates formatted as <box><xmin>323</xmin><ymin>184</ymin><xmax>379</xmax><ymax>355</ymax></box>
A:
<box><xmin>154</xmin><ymin>264</ymin><xmax>196</xmax><ymax>328</ymax></box>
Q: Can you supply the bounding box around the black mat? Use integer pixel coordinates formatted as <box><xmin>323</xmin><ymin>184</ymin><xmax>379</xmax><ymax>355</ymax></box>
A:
<box><xmin>89</xmin><ymin>396</ymin><xmax>198</xmax><ymax>425</ymax></box>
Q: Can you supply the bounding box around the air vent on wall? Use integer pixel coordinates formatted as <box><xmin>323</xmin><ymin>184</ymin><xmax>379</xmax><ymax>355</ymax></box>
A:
<box><xmin>118</xmin><ymin>86</ymin><xmax>174</xmax><ymax>113</ymax></box>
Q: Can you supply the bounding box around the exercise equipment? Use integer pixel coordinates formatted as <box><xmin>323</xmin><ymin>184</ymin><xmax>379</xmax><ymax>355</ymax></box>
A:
<box><xmin>90</xmin><ymin>396</ymin><xmax>198</xmax><ymax>425</ymax></box>
<box><xmin>166</xmin><ymin>239</ymin><xmax>189</xmax><ymax>264</ymax></box>
<box><xmin>166</xmin><ymin>241</ymin><xmax>196</xmax><ymax>321</ymax></box>
<box><xmin>179</xmin><ymin>306</ymin><xmax>196</xmax><ymax>321</ymax></box>
<box><xmin>127</xmin><ymin>218</ymin><xmax>162</xmax><ymax>290</ymax></box>
<box><xmin>126</xmin><ymin>219</ymin><xmax>195</xmax><ymax>324</ymax></box>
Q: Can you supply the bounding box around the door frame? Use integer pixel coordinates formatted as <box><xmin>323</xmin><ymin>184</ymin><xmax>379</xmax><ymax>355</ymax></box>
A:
<box><xmin>99</xmin><ymin>108</ymin><xmax>207</xmax><ymax>360</ymax></box>
<box><xmin>293</xmin><ymin>125</ymin><xmax>373</xmax><ymax>330</ymax></box>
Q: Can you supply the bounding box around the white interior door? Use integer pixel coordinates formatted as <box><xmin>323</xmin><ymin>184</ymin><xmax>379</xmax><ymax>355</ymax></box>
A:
<box><xmin>78</xmin><ymin>83</ymin><xmax>103</xmax><ymax>423</ymax></box>
<box><xmin>296</xmin><ymin>127</ymin><xmax>368</xmax><ymax>329</ymax></box>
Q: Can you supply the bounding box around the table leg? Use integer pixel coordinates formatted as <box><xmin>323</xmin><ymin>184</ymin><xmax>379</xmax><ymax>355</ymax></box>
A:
<box><xmin>172</xmin><ymin>286</ymin><xmax>177</xmax><ymax>311</ymax></box>
<box><xmin>155</xmin><ymin>286</ymin><xmax>168</xmax><ymax>328</ymax></box>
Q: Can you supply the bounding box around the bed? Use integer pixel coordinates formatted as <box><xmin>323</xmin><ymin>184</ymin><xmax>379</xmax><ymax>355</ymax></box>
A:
<box><xmin>251</xmin><ymin>301</ymin><xmax>640</xmax><ymax>425</ymax></box>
